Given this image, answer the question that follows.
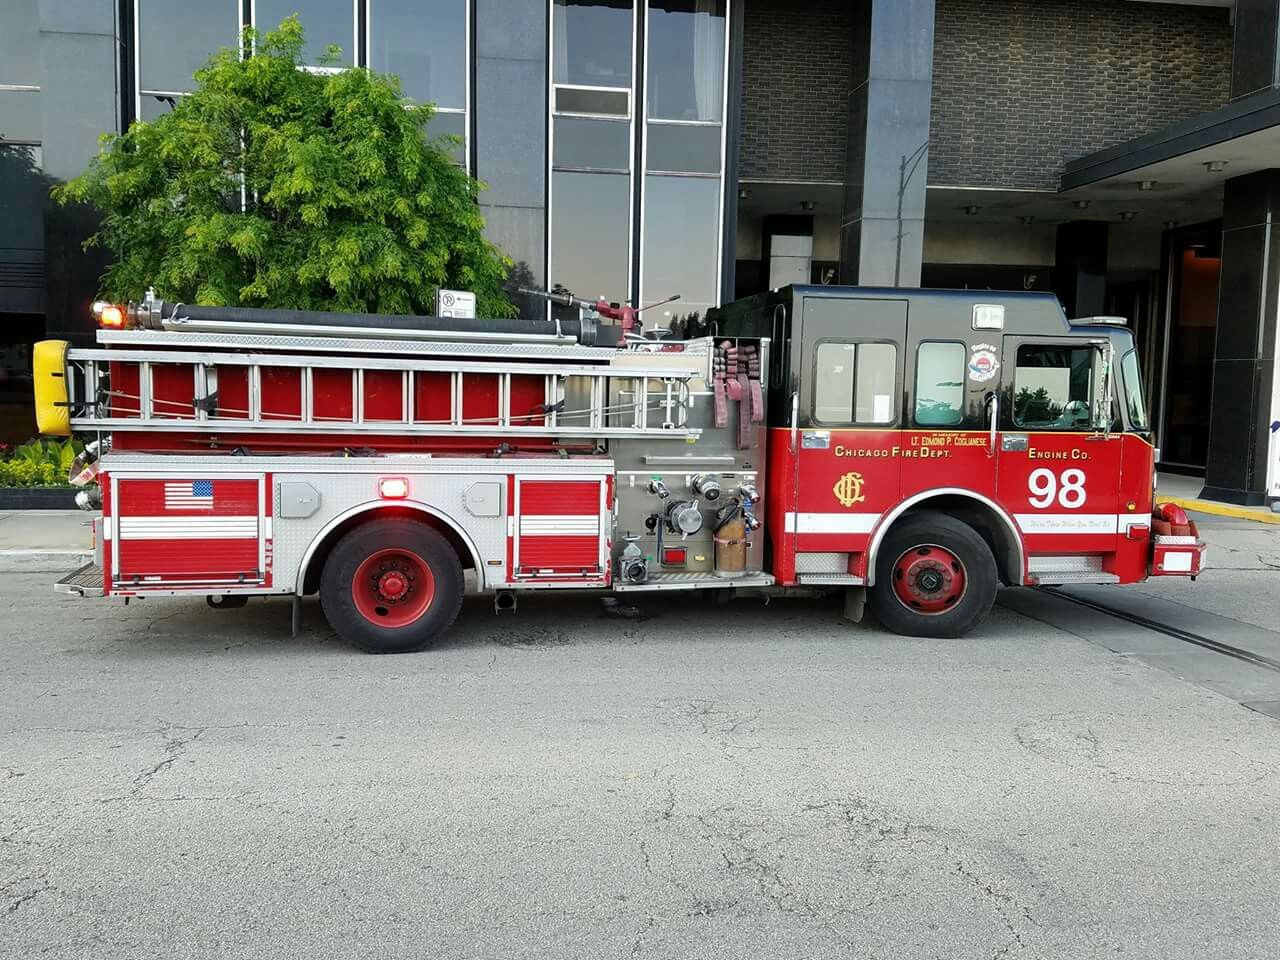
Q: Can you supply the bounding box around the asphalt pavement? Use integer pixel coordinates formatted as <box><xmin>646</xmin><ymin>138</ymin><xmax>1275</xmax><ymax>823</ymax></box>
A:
<box><xmin>3</xmin><ymin>514</ymin><xmax>1280</xmax><ymax>958</ymax></box>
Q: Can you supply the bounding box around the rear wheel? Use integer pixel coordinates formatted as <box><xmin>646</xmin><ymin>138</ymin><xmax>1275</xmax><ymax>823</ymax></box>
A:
<box><xmin>320</xmin><ymin>518</ymin><xmax>464</xmax><ymax>653</ymax></box>
<box><xmin>869</xmin><ymin>513</ymin><xmax>997</xmax><ymax>638</ymax></box>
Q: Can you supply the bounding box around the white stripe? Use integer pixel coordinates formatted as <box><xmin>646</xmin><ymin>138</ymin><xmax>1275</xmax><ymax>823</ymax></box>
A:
<box><xmin>519</xmin><ymin>515</ymin><xmax>599</xmax><ymax>536</ymax></box>
<box><xmin>119</xmin><ymin>515</ymin><xmax>258</xmax><ymax>540</ymax></box>
<box><xmin>785</xmin><ymin>512</ymin><xmax>881</xmax><ymax>534</ymax></box>
<box><xmin>1014</xmin><ymin>513</ymin><xmax>1121</xmax><ymax>535</ymax></box>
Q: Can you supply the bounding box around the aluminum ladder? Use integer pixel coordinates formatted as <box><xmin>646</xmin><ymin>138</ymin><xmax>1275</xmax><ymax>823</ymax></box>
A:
<box><xmin>59</xmin><ymin>337</ymin><xmax>702</xmax><ymax>440</ymax></box>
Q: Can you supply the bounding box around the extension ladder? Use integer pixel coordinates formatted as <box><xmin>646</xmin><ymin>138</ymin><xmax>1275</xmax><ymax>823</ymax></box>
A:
<box><xmin>59</xmin><ymin>333</ymin><xmax>703</xmax><ymax>440</ymax></box>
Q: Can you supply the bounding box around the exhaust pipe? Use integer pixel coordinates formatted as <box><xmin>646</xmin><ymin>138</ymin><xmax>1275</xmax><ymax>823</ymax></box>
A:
<box><xmin>494</xmin><ymin>590</ymin><xmax>517</xmax><ymax>614</ymax></box>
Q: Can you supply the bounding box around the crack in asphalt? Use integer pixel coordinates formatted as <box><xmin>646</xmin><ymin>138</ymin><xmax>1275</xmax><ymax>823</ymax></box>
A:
<box><xmin>2</xmin><ymin>872</ymin><xmax>52</xmax><ymax>917</ymax></box>
<box><xmin>131</xmin><ymin>726</ymin><xmax>207</xmax><ymax>792</ymax></box>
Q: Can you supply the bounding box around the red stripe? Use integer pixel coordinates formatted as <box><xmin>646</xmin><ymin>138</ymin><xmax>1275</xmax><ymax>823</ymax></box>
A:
<box><xmin>520</xmin><ymin>480</ymin><xmax>601</xmax><ymax>514</ymax></box>
<box><xmin>518</xmin><ymin>535</ymin><xmax>600</xmax><ymax>569</ymax></box>
<box><xmin>118</xmin><ymin>538</ymin><xmax>259</xmax><ymax>579</ymax></box>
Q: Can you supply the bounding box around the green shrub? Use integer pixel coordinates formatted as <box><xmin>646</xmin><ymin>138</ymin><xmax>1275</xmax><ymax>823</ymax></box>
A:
<box><xmin>0</xmin><ymin>460</ymin><xmax>64</xmax><ymax>488</ymax></box>
<box><xmin>0</xmin><ymin>438</ymin><xmax>84</xmax><ymax>487</ymax></box>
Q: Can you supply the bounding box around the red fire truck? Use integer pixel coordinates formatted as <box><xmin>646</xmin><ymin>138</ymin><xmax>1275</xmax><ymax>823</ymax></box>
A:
<box><xmin>33</xmin><ymin>286</ymin><xmax>1204</xmax><ymax>652</ymax></box>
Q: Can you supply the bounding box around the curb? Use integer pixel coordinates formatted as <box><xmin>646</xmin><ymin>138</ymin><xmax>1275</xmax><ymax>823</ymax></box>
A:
<box><xmin>0</xmin><ymin>549</ymin><xmax>91</xmax><ymax>571</ymax></box>
<box><xmin>1157</xmin><ymin>495</ymin><xmax>1280</xmax><ymax>526</ymax></box>
<box><xmin>0</xmin><ymin>489</ymin><xmax>79</xmax><ymax>510</ymax></box>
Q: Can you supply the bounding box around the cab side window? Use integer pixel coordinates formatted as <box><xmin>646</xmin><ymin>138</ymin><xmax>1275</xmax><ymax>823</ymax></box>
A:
<box><xmin>914</xmin><ymin>342</ymin><xmax>966</xmax><ymax>426</ymax></box>
<box><xmin>813</xmin><ymin>341</ymin><xmax>897</xmax><ymax>425</ymax></box>
<box><xmin>1013</xmin><ymin>344</ymin><xmax>1096</xmax><ymax>430</ymax></box>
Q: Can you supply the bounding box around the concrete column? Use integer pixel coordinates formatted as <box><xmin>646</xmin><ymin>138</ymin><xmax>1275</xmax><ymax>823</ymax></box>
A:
<box><xmin>839</xmin><ymin>0</ymin><xmax>935</xmax><ymax>288</ymax></box>
<box><xmin>1201</xmin><ymin>170</ymin><xmax>1280</xmax><ymax>505</ymax></box>
<box><xmin>474</xmin><ymin>0</ymin><xmax>548</xmax><ymax>319</ymax></box>
<box><xmin>1231</xmin><ymin>0</ymin><xmax>1280</xmax><ymax>100</ymax></box>
<box><xmin>38</xmin><ymin>0</ymin><xmax>121</xmax><ymax>340</ymax></box>
<box><xmin>1053</xmin><ymin>221</ymin><xmax>1109</xmax><ymax>319</ymax></box>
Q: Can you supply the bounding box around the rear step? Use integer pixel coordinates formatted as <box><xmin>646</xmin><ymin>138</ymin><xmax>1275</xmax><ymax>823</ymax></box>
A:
<box><xmin>55</xmin><ymin>562</ymin><xmax>105</xmax><ymax>597</ymax></box>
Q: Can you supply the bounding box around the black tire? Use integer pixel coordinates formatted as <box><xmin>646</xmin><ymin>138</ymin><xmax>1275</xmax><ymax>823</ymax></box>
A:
<box><xmin>869</xmin><ymin>512</ymin><xmax>997</xmax><ymax>639</ymax></box>
<box><xmin>320</xmin><ymin>518</ymin><xmax>464</xmax><ymax>654</ymax></box>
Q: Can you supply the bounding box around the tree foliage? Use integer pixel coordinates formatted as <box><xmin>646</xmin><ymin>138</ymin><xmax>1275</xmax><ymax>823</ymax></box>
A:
<box><xmin>55</xmin><ymin>17</ymin><xmax>514</xmax><ymax>317</ymax></box>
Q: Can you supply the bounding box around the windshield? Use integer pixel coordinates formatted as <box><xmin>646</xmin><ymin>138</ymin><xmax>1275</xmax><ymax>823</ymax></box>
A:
<box><xmin>1120</xmin><ymin>350</ymin><xmax>1149</xmax><ymax>431</ymax></box>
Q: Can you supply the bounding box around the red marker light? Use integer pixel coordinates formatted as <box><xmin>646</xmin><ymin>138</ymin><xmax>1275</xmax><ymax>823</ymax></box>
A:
<box><xmin>379</xmin><ymin>477</ymin><xmax>409</xmax><ymax>499</ymax></box>
<box><xmin>99</xmin><ymin>304</ymin><xmax>126</xmax><ymax>328</ymax></box>
<box><xmin>661</xmin><ymin>547</ymin><xmax>687</xmax><ymax>566</ymax></box>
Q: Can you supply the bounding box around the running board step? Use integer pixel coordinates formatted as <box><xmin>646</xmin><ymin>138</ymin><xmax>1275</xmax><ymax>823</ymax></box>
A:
<box><xmin>796</xmin><ymin>574</ymin><xmax>865</xmax><ymax>586</ymax></box>
<box><xmin>614</xmin><ymin>572</ymin><xmax>774</xmax><ymax>592</ymax></box>
<box><xmin>1031</xmin><ymin>572</ymin><xmax>1120</xmax><ymax>585</ymax></box>
<box><xmin>55</xmin><ymin>562</ymin><xmax>105</xmax><ymax>597</ymax></box>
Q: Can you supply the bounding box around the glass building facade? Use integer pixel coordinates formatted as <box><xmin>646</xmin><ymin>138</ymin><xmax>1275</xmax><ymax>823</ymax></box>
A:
<box><xmin>134</xmin><ymin>1</ymin><xmax>467</xmax><ymax>157</ymax></box>
<box><xmin>0</xmin><ymin>0</ymin><xmax>730</xmax><ymax>340</ymax></box>
<box><xmin>548</xmin><ymin>0</ymin><xmax>729</xmax><ymax>324</ymax></box>
<box><xmin>0</xmin><ymin>0</ymin><xmax>1265</xmax><ymax>497</ymax></box>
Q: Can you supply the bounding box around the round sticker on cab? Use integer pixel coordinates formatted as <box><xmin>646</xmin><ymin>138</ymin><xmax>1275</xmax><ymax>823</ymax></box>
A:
<box><xmin>968</xmin><ymin>344</ymin><xmax>999</xmax><ymax>382</ymax></box>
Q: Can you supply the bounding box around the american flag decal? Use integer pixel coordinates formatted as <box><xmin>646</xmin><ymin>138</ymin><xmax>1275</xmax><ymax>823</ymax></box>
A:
<box><xmin>164</xmin><ymin>480</ymin><xmax>214</xmax><ymax>510</ymax></box>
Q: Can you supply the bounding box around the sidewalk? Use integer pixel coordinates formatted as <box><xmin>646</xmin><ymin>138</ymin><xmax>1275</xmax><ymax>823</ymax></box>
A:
<box><xmin>1157</xmin><ymin>473</ymin><xmax>1280</xmax><ymax>526</ymax></box>
<box><xmin>0</xmin><ymin>510</ymin><xmax>93</xmax><ymax>571</ymax></box>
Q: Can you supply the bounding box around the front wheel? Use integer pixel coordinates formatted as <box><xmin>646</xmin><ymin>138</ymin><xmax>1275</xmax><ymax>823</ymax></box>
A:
<box><xmin>320</xmin><ymin>518</ymin><xmax>464</xmax><ymax>653</ymax></box>
<box><xmin>869</xmin><ymin>513</ymin><xmax>997</xmax><ymax>638</ymax></box>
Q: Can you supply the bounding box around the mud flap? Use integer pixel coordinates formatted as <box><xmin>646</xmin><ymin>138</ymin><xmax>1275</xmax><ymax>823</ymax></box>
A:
<box><xmin>843</xmin><ymin>586</ymin><xmax>866</xmax><ymax>623</ymax></box>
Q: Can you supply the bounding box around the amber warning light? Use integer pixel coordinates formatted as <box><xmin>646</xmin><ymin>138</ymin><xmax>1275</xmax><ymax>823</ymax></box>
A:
<box><xmin>92</xmin><ymin>301</ymin><xmax>127</xmax><ymax>329</ymax></box>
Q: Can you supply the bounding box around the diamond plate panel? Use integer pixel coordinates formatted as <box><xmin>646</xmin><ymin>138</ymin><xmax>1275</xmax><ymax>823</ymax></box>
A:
<box><xmin>1027</xmin><ymin>555</ymin><xmax>1104</xmax><ymax>574</ymax></box>
<box><xmin>795</xmin><ymin>552</ymin><xmax>849</xmax><ymax>574</ymax></box>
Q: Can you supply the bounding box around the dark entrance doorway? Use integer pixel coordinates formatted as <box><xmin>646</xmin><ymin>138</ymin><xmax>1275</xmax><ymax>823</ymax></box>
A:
<box><xmin>1159</xmin><ymin>223</ymin><xmax>1221</xmax><ymax>473</ymax></box>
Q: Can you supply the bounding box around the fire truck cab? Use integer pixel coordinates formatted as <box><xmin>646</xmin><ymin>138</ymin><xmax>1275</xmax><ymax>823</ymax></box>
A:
<box><xmin>711</xmin><ymin>285</ymin><xmax>1201</xmax><ymax>637</ymax></box>
<box><xmin>35</xmin><ymin>285</ymin><xmax>1203</xmax><ymax>652</ymax></box>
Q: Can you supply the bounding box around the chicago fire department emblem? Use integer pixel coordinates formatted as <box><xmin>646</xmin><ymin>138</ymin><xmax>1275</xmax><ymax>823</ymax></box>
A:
<box><xmin>833</xmin><ymin>472</ymin><xmax>866</xmax><ymax>507</ymax></box>
<box><xmin>968</xmin><ymin>344</ymin><xmax>1000</xmax><ymax>383</ymax></box>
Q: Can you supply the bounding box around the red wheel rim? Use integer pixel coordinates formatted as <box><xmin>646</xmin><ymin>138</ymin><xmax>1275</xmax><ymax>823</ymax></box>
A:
<box><xmin>891</xmin><ymin>544</ymin><xmax>966</xmax><ymax>616</ymax></box>
<box><xmin>351</xmin><ymin>548</ymin><xmax>436</xmax><ymax>627</ymax></box>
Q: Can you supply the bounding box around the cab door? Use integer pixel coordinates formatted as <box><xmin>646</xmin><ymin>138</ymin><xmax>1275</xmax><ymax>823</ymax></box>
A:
<box><xmin>995</xmin><ymin>336</ymin><xmax>1123</xmax><ymax>581</ymax></box>
<box><xmin>790</xmin><ymin>295</ymin><xmax>905</xmax><ymax>581</ymax></box>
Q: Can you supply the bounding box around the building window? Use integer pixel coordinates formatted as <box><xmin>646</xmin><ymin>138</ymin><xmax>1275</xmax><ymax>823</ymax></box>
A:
<box><xmin>639</xmin><ymin>0</ymin><xmax>726</xmax><ymax>327</ymax></box>
<box><xmin>0</xmin><ymin>0</ymin><xmax>40</xmax><ymax>86</ymax></box>
<box><xmin>552</xmin><ymin>0</ymin><xmax>634</xmax><ymax>92</ymax></box>
<box><xmin>546</xmin><ymin>0</ymin><xmax>730</xmax><ymax>319</ymax></box>
<box><xmin>0</xmin><ymin>0</ymin><xmax>41</xmax><ymax>143</ymax></box>
<box><xmin>136</xmin><ymin>0</ymin><xmax>239</xmax><ymax>119</ymax></box>
<box><xmin>0</xmin><ymin>141</ymin><xmax>44</xmax><ymax>239</ymax></box>
<box><xmin>641</xmin><ymin>173</ymin><xmax>719</xmax><ymax>318</ymax></box>
<box><xmin>548</xmin><ymin>0</ymin><xmax>636</xmax><ymax>304</ymax></box>
<box><xmin>914</xmin><ymin>342</ymin><xmax>966</xmax><ymax>427</ymax></box>
<box><xmin>646</xmin><ymin>0</ymin><xmax>724</xmax><ymax>123</ymax></box>
<box><xmin>550</xmin><ymin>169</ymin><xmax>631</xmax><ymax>303</ymax></box>
<box><xmin>256</xmin><ymin>0</ymin><xmax>358</xmax><ymax>67</ymax></box>
<box><xmin>368</xmin><ymin>0</ymin><xmax>469</xmax><ymax>168</ymax></box>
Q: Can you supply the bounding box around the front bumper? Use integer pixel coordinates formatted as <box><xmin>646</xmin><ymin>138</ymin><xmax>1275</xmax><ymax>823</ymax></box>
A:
<box><xmin>1150</xmin><ymin>537</ymin><xmax>1207</xmax><ymax>576</ymax></box>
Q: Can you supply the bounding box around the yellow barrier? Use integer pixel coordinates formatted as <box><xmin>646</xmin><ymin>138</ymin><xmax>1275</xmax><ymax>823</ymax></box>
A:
<box><xmin>32</xmin><ymin>340</ymin><xmax>71</xmax><ymax>437</ymax></box>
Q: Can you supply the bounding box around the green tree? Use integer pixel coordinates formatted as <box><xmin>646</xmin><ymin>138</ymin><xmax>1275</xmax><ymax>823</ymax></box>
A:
<box><xmin>54</xmin><ymin>17</ymin><xmax>514</xmax><ymax>317</ymax></box>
